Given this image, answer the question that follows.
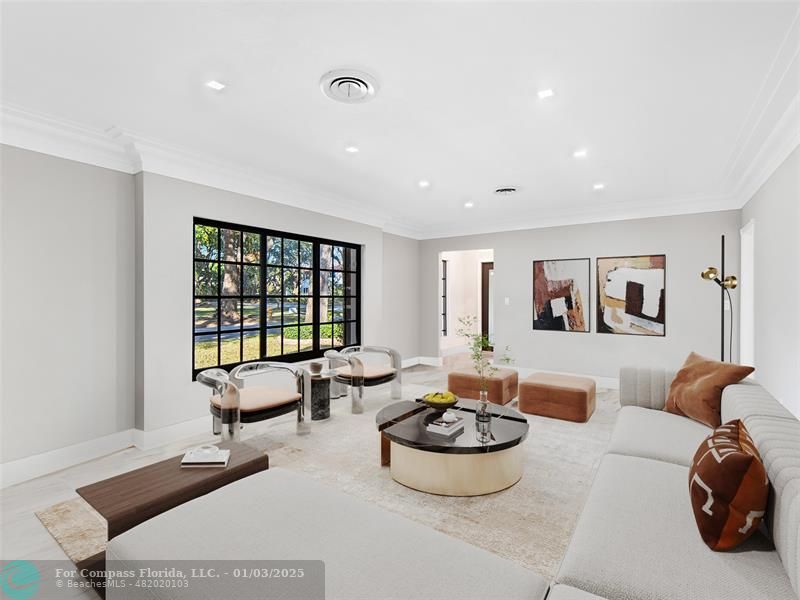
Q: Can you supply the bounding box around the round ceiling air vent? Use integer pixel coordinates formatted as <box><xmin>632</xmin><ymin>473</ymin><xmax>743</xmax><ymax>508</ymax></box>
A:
<box><xmin>320</xmin><ymin>69</ymin><xmax>378</xmax><ymax>103</ymax></box>
<box><xmin>494</xmin><ymin>187</ymin><xmax>517</xmax><ymax>196</ymax></box>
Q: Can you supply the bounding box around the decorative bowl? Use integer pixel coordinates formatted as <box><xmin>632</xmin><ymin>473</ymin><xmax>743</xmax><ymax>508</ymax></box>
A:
<box><xmin>420</xmin><ymin>392</ymin><xmax>458</xmax><ymax>411</ymax></box>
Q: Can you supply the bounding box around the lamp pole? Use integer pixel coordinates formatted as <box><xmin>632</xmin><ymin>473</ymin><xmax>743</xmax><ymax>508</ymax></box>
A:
<box><xmin>720</xmin><ymin>235</ymin><xmax>725</xmax><ymax>362</ymax></box>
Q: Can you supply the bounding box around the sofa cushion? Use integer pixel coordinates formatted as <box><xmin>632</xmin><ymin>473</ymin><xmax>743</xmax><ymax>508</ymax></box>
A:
<box><xmin>665</xmin><ymin>352</ymin><xmax>754</xmax><ymax>427</ymax></box>
<box><xmin>210</xmin><ymin>385</ymin><xmax>300</xmax><ymax>412</ymax></box>
<box><xmin>555</xmin><ymin>454</ymin><xmax>795</xmax><ymax>600</ymax></box>
<box><xmin>107</xmin><ymin>468</ymin><xmax>549</xmax><ymax>600</ymax></box>
<box><xmin>721</xmin><ymin>381</ymin><xmax>798</xmax><ymax>424</ymax></box>
<box><xmin>688</xmin><ymin>420</ymin><xmax>768</xmax><ymax>550</ymax></box>
<box><xmin>606</xmin><ymin>406</ymin><xmax>711</xmax><ymax>467</ymax></box>
<box><xmin>335</xmin><ymin>364</ymin><xmax>397</xmax><ymax>380</ymax></box>
<box><xmin>741</xmin><ymin>414</ymin><xmax>800</xmax><ymax>594</ymax></box>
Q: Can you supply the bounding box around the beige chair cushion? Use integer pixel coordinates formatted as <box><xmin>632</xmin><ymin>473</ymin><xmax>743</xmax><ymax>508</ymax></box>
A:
<box><xmin>335</xmin><ymin>365</ymin><xmax>397</xmax><ymax>380</ymax></box>
<box><xmin>210</xmin><ymin>385</ymin><xmax>300</xmax><ymax>413</ymax></box>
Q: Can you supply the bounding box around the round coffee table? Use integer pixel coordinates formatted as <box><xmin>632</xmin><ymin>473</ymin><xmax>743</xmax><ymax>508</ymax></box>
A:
<box><xmin>375</xmin><ymin>399</ymin><xmax>529</xmax><ymax>496</ymax></box>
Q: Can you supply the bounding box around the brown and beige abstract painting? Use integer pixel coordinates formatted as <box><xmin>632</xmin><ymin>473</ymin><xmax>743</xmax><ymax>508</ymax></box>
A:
<box><xmin>533</xmin><ymin>258</ymin><xmax>590</xmax><ymax>332</ymax></box>
<box><xmin>597</xmin><ymin>255</ymin><xmax>665</xmax><ymax>335</ymax></box>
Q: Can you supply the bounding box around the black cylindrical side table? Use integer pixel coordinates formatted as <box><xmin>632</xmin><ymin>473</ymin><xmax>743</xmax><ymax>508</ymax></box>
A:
<box><xmin>310</xmin><ymin>375</ymin><xmax>332</xmax><ymax>420</ymax></box>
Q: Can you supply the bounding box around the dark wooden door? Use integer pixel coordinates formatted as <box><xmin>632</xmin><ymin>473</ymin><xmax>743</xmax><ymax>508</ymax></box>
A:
<box><xmin>481</xmin><ymin>262</ymin><xmax>494</xmax><ymax>351</ymax></box>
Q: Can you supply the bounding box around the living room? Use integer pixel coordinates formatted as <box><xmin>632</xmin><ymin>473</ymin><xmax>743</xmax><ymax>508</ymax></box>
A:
<box><xmin>1</xmin><ymin>2</ymin><xmax>799</xmax><ymax>599</ymax></box>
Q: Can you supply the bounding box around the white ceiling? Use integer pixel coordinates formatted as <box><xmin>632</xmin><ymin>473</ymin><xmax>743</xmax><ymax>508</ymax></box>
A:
<box><xmin>2</xmin><ymin>2</ymin><xmax>799</xmax><ymax>238</ymax></box>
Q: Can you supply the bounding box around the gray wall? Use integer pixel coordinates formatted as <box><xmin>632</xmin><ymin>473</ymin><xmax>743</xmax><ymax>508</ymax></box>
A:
<box><xmin>419</xmin><ymin>210</ymin><xmax>742</xmax><ymax>378</ymax></box>
<box><xmin>0</xmin><ymin>146</ymin><xmax>136</xmax><ymax>462</ymax></box>
<box><xmin>382</xmin><ymin>233</ymin><xmax>421</xmax><ymax>360</ymax></box>
<box><xmin>138</xmin><ymin>172</ymin><xmax>391</xmax><ymax>431</ymax></box>
<box><xmin>741</xmin><ymin>147</ymin><xmax>800</xmax><ymax>416</ymax></box>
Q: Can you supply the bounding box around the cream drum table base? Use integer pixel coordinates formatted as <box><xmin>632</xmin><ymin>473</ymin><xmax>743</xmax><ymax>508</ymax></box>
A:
<box><xmin>390</xmin><ymin>441</ymin><xmax>524</xmax><ymax>496</ymax></box>
<box><xmin>375</xmin><ymin>399</ymin><xmax>530</xmax><ymax>497</ymax></box>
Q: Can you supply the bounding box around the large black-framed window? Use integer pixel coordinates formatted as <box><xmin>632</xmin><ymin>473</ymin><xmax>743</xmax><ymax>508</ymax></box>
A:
<box><xmin>193</xmin><ymin>217</ymin><xmax>361</xmax><ymax>378</ymax></box>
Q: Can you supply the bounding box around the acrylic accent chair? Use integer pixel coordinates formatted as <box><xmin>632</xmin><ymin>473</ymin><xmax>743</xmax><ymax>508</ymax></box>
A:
<box><xmin>324</xmin><ymin>346</ymin><xmax>402</xmax><ymax>414</ymax></box>
<box><xmin>198</xmin><ymin>362</ymin><xmax>311</xmax><ymax>439</ymax></box>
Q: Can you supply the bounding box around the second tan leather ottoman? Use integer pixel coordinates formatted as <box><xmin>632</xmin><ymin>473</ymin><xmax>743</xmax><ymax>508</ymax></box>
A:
<box><xmin>447</xmin><ymin>368</ymin><xmax>518</xmax><ymax>405</ymax></box>
<box><xmin>518</xmin><ymin>373</ymin><xmax>596</xmax><ymax>422</ymax></box>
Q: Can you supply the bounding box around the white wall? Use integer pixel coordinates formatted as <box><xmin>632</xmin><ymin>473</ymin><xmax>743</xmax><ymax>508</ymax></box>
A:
<box><xmin>419</xmin><ymin>210</ymin><xmax>742</xmax><ymax>378</ymax></box>
<box><xmin>741</xmin><ymin>146</ymin><xmax>800</xmax><ymax>416</ymax></box>
<box><xmin>138</xmin><ymin>173</ymin><xmax>388</xmax><ymax>431</ymax></box>
<box><xmin>440</xmin><ymin>249</ymin><xmax>493</xmax><ymax>350</ymax></box>
<box><xmin>1</xmin><ymin>146</ymin><xmax>136</xmax><ymax>462</ymax></box>
<box><xmin>382</xmin><ymin>233</ymin><xmax>421</xmax><ymax>361</ymax></box>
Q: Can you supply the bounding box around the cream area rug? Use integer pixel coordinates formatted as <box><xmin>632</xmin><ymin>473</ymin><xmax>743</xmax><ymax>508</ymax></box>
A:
<box><xmin>37</xmin><ymin>366</ymin><xmax>619</xmax><ymax>581</ymax></box>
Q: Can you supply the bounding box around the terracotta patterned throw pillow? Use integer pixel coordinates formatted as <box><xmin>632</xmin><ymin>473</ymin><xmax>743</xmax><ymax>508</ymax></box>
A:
<box><xmin>665</xmin><ymin>352</ymin><xmax>754</xmax><ymax>427</ymax></box>
<box><xmin>688</xmin><ymin>420</ymin><xmax>768</xmax><ymax>551</ymax></box>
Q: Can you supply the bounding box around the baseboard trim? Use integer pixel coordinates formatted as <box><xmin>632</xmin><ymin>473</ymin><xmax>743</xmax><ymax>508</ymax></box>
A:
<box><xmin>401</xmin><ymin>356</ymin><xmax>421</xmax><ymax>369</ymax></box>
<box><xmin>133</xmin><ymin>415</ymin><xmax>210</xmax><ymax>450</ymax></box>
<box><xmin>1</xmin><ymin>362</ymin><xmax>618</xmax><ymax>488</ymax></box>
<box><xmin>0</xmin><ymin>414</ymin><xmax>214</xmax><ymax>489</ymax></box>
<box><xmin>401</xmin><ymin>356</ymin><xmax>443</xmax><ymax>368</ymax></box>
<box><xmin>0</xmin><ymin>429</ymin><xmax>135</xmax><ymax>489</ymax></box>
<box><xmin>419</xmin><ymin>356</ymin><xmax>444</xmax><ymax>367</ymax></box>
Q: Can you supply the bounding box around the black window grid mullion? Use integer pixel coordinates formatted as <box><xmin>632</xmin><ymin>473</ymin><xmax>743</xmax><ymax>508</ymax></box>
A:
<box><xmin>193</xmin><ymin>218</ymin><xmax>362</xmax><ymax>378</ymax></box>
<box><xmin>216</xmin><ymin>227</ymin><xmax>222</xmax><ymax>366</ymax></box>
<box><xmin>259</xmin><ymin>232</ymin><xmax>267</xmax><ymax>360</ymax></box>
<box><xmin>239</xmin><ymin>230</ymin><xmax>243</xmax><ymax>363</ymax></box>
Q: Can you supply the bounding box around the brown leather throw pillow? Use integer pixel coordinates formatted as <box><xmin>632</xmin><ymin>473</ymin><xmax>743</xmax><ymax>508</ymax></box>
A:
<box><xmin>665</xmin><ymin>352</ymin><xmax>754</xmax><ymax>427</ymax></box>
<box><xmin>688</xmin><ymin>420</ymin><xmax>768</xmax><ymax>551</ymax></box>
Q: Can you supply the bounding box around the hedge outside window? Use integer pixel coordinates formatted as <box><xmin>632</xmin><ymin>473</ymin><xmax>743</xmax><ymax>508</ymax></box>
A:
<box><xmin>193</xmin><ymin>218</ymin><xmax>361</xmax><ymax>377</ymax></box>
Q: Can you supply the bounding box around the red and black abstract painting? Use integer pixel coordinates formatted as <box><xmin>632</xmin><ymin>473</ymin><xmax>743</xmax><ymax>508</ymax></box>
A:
<box><xmin>533</xmin><ymin>258</ymin><xmax>590</xmax><ymax>332</ymax></box>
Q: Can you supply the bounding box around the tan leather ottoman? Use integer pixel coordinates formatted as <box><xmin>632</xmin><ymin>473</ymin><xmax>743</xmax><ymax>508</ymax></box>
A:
<box><xmin>518</xmin><ymin>373</ymin><xmax>596</xmax><ymax>422</ymax></box>
<box><xmin>448</xmin><ymin>368</ymin><xmax>518</xmax><ymax>405</ymax></box>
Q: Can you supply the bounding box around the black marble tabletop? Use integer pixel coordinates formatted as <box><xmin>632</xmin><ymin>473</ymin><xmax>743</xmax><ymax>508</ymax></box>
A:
<box><xmin>376</xmin><ymin>398</ymin><xmax>529</xmax><ymax>454</ymax></box>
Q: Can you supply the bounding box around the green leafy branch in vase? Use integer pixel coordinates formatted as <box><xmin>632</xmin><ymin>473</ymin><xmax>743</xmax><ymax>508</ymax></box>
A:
<box><xmin>456</xmin><ymin>315</ymin><xmax>496</xmax><ymax>393</ymax></box>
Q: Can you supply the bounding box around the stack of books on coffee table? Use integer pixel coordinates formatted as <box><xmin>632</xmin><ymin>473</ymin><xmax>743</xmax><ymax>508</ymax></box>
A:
<box><xmin>426</xmin><ymin>415</ymin><xmax>464</xmax><ymax>438</ymax></box>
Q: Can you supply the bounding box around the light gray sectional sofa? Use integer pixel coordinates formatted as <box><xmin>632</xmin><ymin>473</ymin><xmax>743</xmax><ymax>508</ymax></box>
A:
<box><xmin>549</xmin><ymin>368</ymin><xmax>800</xmax><ymax>600</ymax></box>
<box><xmin>106</xmin><ymin>467</ymin><xmax>549</xmax><ymax>600</ymax></box>
<box><xmin>106</xmin><ymin>367</ymin><xmax>799</xmax><ymax>600</ymax></box>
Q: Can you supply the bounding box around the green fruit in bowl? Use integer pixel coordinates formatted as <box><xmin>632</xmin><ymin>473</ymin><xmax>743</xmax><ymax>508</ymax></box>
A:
<box><xmin>423</xmin><ymin>391</ymin><xmax>457</xmax><ymax>404</ymax></box>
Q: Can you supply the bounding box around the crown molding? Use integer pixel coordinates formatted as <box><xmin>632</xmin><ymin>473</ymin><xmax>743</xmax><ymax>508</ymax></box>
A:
<box><xmin>411</xmin><ymin>192</ymin><xmax>738</xmax><ymax>240</ymax></box>
<box><xmin>1</xmin><ymin>72</ymin><xmax>796</xmax><ymax>242</ymax></box>
<box><xmin>111</xmin><ymin>127</ymin><xmax>392</xmax><ymax>231</ymax></box>
<box><xmin>0</xmin><ymin>104</ymin><xmax>137</xmax><ymax>173</ymax></box>
<box><xmin>731</xmin><ymin>90</ymin><xmax>800</xmax><ymax>208</ymax></box>
<box><xmin>724</xmin><ymin>9</ymin><xmax>799</xmax><ymax>186</ymax></box>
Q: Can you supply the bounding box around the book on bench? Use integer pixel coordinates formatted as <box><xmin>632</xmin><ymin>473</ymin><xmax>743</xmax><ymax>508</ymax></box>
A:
<box><xmin>181</xmin><ymin>446</ymin><xmax>231</xmax><ymax>468</ymax></box>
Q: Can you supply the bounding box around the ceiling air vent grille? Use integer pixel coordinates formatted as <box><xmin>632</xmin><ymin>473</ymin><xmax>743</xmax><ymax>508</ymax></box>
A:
<box><xmin>320</xmin><ymin>69</ymin><xmax>378</xmax><ymax>103</ymax></box>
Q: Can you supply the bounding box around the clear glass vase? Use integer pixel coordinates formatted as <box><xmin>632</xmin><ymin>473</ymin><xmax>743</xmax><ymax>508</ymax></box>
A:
<box><xmin>475</xmin><ymin>389</ymin><xmax>492</xmax><ymax>443</ymax></box>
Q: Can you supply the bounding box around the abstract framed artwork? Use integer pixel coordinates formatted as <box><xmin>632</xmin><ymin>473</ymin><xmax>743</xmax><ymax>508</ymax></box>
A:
<box><xmin>597</xmin><ymin>255</ymin><xmax>666</xmax><ymax>336</ymax></box>
<box><xmin>532</xmin><ymin>258</ymin><xmax>590</xmax><ymax>332</ymax></box>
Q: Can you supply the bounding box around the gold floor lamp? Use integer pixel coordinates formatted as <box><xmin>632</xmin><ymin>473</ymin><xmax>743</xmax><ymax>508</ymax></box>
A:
<box><xmin>700</xmin><ymin>234</ymin><xmax>738</xmax><ymax>362</ymax></box>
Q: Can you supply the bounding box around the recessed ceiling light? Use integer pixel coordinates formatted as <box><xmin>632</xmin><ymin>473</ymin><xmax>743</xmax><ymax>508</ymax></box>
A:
<box><xmin>593</xmin><ymin>183</ymin><xmax>606</xmax><ymax>191</ymax></box>
<box><xmin>464</xmin><ymin>201</ymin><xmax>474</xmax><ymax>208</ymax></box>
<box><xmin>205</xmin><ymin>80</ymin><xmax>226</xmax><ymax>91</ymax></box>
<box><xmin>537</xmin><ymin>89</ymin><xmax>555</xmax><ymax>99</ymax></box>
<box><xmin>573</xmin><ymin>149</ymin><xmax>588</xmax><ymax>158</ymax></box>
<box><xmin>344</xmin><ymin>145</ymin><xmax>360</xmax><ymax>154</ymax></box>
<box><xmin>418</xmin><ymin>180</ymin><xmax>431</xmax><ymax>189</ymax></box>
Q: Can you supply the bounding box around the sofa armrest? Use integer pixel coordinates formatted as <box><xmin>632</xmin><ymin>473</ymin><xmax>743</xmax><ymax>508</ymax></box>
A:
<box><xmin>619</xmin><ymin>367</ymin><xmax>677</xmax><ymax>410</ymax></box>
